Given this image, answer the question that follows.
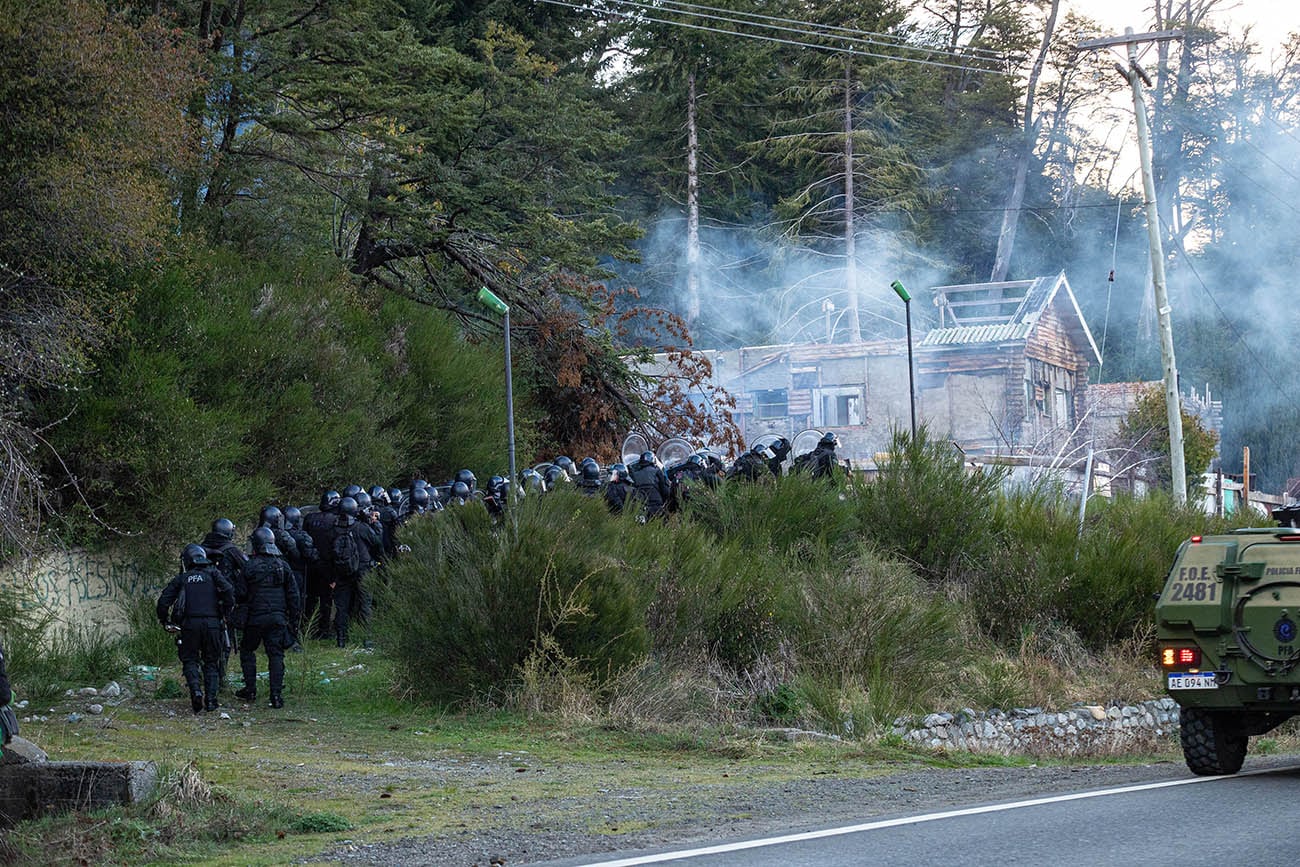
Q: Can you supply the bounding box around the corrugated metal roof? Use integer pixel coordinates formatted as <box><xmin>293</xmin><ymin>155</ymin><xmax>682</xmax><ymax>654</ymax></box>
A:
<box><xmin>920</xmin><ymin>322</ymin><xmax>1033</xmax><ymax>346</ymax></box>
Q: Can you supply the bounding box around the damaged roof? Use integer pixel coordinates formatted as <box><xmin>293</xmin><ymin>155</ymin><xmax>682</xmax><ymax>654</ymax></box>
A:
<box><xmin>920</xmin><ymin>272</ymin><xmax>1101</xmax><ymax>365</ymax></box>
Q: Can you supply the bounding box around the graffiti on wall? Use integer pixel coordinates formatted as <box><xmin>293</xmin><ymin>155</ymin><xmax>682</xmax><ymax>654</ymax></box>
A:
<box><xmin>0</xmin><ymin>550</ymin><xmax>162</xmax><ymax>636</ymax></box>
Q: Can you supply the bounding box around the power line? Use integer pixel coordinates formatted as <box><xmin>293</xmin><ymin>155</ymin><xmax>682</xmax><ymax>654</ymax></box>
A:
<box><xmin>603</xmin><ymin>0</ymin><xmax>1008</xmax><ymax>63</ymax></box>
<box><xmin>540</xmin><ymin>0</ymin><xmax>1015</xmax><ymax>77</ymax></box>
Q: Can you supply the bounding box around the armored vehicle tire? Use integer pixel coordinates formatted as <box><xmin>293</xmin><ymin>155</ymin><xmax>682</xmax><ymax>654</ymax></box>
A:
<box><xmin>1180</xmin><ymin>707</ymin><xmax>1247</xmax><ymax>776</ymax></box>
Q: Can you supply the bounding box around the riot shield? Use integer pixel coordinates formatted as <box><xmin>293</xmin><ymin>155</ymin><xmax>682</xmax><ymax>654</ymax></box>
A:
<box><xmin>656</xmin><ymin>437</ymin><xmax>694</xmax><ymax>468</ymax></box>
<box><xmin>621</xmin><ymin>432</ymin><xmax>651</xmax><ymax>465</ymax></box>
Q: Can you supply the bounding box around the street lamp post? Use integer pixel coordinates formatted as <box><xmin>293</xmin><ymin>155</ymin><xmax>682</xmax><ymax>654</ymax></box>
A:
<box><xmin>890</xmin><ymin>280</ymin><xmax>917</xmax><ymax>440</ymax></box>
<box><xmin>476</xmin><ymin>286</ymin><xmax>516</xmax><ymax>490</ymax></box>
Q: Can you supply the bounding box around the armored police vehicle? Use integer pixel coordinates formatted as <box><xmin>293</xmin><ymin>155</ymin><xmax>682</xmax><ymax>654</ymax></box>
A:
<box><xmin>1158</xmin><ymin>509</ymin><xmax>1300</xmax><ymax>774</ymax></box>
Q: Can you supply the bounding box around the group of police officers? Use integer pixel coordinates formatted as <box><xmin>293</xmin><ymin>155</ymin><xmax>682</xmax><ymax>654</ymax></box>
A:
<box><xmin>154</xmin><ymin>432</ymin><xmax>842</xmax><ymax>713</ymax></box>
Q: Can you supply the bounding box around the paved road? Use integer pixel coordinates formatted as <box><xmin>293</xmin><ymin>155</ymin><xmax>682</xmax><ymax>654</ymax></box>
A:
<box><xmin>536</xmin><ymin>765</ymin><xmax>1300</xmax><ymax>866</ymax></box>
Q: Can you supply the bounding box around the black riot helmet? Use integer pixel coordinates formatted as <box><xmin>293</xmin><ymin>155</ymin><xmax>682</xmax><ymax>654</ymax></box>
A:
<box><xmin>521</xmin><ymin>468</ymin><xmax>545</xmax><ymax>492</ymax></box>
<box><xmin>750</xmin><ymin>443</ymin><xmax>773</xmax><ymax>458</ymax></box>
<box><xmin>283</xmin><ymin>505</ymin><xmax>304</xmax><ymax>530</ymax></box>
<box><xmin>355</xmin><ymin>491</ymin><xmax>372</xmax><ymax>511</ymax></box>
<box><xmin>819</xmin><ymin>431</ymin><xmax>838</xmax><ymax>447</ymax></box>
<box><xmin>553</xmin><ymin>456</ymin><xmax>575</xmax><ymax>477</ymax></box>
<box><xmin>609</xmin><ymin>463</ymin><xmax>628</xmax><ymax>482</ymax></box>
<box><xmin>259</xmin><ymin>505</ymin><xmax>284</xmax><ymax>530</ymax></box>
<box><xmin>543</xmin><ymin>465</ymin><xmax>566</xmax><ymax>487</ymax></box>
<box><xmin>450</xmin><ymin>481</ymin><xmax>471</xmax><ymax>502</ymax></box>
<box><xmin>580</xmin><ymin>456</ymin><xmax>598</xmax><ymax>469</ymax></box>
<box><xmin>410</xmin><ymin>487</ymin><xmax>430</xmax><ymax>510</ymax></box>
<box><xmin>251</xmin><ymin>526</ymin><xmax>281</xmax><ymax>556</ymax></box>
<box><xmin>339</xmin><ymin>496</ymin><xmax>360</xmax><ymax>519</ymax></box>
<box><xmin>211</xmin><ymin>518</ymin><xmax>235</xmax><ymax>540</ymax></box>
<box><xmin>343</xmin><ymin>483</ymin><xmax>363</xmax><ymax>499</ymax></box>
<box><xmin>321</xmin><ymin>489</ymin><xmax>341</xmax><ymax>511</ymax></box>
<box><xmin>369</xmin><ymin>485</ymin><xmax>389</xmax><ymax>505</ymax></box>
<box><xmin>182</xmin><ymin>543</ymin><xmax>211</xmax><ymax>569</ymax></box>
<box><xmin>412</xmin><ymin>478</ymin><xmax>429</xmax><ymax>490</ymax></box>
<box><xmin>387</xmin><ymin>487</ymin><xmax>403</xmax><ymax>506</ymax></box>
<box><xmin>454</xmin><ymin>469</ymin><xmax>477</xmax><ymax>491</ymax></box>
<box><xmin>581</xmin><ymin>462</ymin><xmax>601</xmax><ymax>483</ymax></box>
<box><xmin>772</xmin><ymin>437</ymin><xmax>792</xmax><ymax>458</ymax></box>
<box><xmin>686</xmin><ymin>454</ymin><xmax>704</xmax><ymax>468</ymax></box>
<box><xmin>639</xmin><ymin>451</ymin><xmax>656</xmax><ymax>466</ymax></box>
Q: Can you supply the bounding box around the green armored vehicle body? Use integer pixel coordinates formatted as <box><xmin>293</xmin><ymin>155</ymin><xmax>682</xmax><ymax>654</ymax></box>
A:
<box><xmin>1157</xmin><ymin>514</ymin><xmax>1300</xmax><ymax>775</ymax></box>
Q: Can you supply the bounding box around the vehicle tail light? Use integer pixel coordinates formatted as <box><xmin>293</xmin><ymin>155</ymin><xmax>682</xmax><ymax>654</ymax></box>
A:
<box><xmin>1162</xmin><ymin>646</ymin><xmax>1201</xmax><ymax>668</ymax></box>
<box><xmin>1191</xmin><ymin>536</ymin><xmax>1202</xmax><ymax>544</ymax></box>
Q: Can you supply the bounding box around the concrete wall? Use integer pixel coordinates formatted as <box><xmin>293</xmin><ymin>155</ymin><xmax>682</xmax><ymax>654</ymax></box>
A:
<box><xmin>0</xmin><ymin>550</ymin><xmax>160</xmax><ymax>637</ymax></box>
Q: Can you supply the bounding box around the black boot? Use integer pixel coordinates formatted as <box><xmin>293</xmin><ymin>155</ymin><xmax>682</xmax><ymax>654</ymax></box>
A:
<box><xmin>205</xmin><ymin>695</ymin><xmax>219</xmax><ymax>712</ymax></box>
<box><xmin>234</xmin><ymin>686</ymin><xmax>256</xmax><ymax>702</ymax></box>
<box><xmin>190</xmin><ymin>691</ymin><xmax>204</xmax><ymax>714</ymax></box>
<box><xmin>269</xmin><ymin>694</ymin><xmax>284</xmax><ymax>709</ymax></box>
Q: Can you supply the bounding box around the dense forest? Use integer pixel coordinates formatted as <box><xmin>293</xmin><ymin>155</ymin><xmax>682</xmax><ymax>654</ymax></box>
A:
<box><xmin>3</xmin><ymin>0</ymin><xmax>1300</xmax><ymax>557</ymax></box>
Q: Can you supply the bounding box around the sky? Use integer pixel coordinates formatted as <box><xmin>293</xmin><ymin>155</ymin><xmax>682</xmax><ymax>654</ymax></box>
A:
<box><xmin>1067</xmin><ymin>0</ymin><xmax>1300</xmax><ymax>55</ymax></box>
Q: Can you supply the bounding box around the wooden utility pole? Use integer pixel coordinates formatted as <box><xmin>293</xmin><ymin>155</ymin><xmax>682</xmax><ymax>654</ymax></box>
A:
<box><xmin>1243</xmin><ymin>446</ymin><xmax>1251</xmax><ymax>514</ymax></box>
<box><xmin>1079</xmin><ymin>27</ymin><xmax>1187</xmax><ymax>505</ymax></box>
<box><xmin>843</xmin><ymin>60</ymin><xmax>861</xmax><ymax>342</ymax></box>
<box><xmin>685</xmin><ymin>71</ymin><xmax>701</xmax><ymax>326</ymax></box>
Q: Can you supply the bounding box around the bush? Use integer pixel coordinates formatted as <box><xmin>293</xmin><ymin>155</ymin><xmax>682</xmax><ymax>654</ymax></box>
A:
<box><xmin>1067</xmin><ymin>493</ymin><xmax>1241</xmax><ymax>647</ymax></box>
<box><xmin>375</xmin><ymin>491</ymin><xmax>651</xmax><ymax>704</ymax></box>
<box><xmin>856</xmin><ymin>426</ymin><xmax>1006</xmax><ymax>584</ymax></box>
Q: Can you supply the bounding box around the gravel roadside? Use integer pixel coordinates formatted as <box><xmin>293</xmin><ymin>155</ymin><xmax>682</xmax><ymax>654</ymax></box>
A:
<box><xmin>315</xmin><ymin>752</ymin><xmax>1300</xmax><ymax>866</ymax></box>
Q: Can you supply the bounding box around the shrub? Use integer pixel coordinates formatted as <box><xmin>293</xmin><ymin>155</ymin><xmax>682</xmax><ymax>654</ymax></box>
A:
<box><xmin>855</xmin><ymin>426</ymin><xmax>1006</xmax><ymax>584</ymax></box>
<box><xmin>375</xmin><ymin>491</ymin><xmax>651</xmax><ymax>704</ymax></box>
<box><xmin>1066</xmin><ymin>493</ymin><xmax>1240</xmax><ymax>647</ymax></box>
<box><xmin>792</xmin><ymin>546</ymin><xmax>966</xmax><ymax>725</ymax></box>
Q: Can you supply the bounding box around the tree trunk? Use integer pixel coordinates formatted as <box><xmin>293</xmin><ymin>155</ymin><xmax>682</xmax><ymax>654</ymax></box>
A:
<box><xmin>685</xmin><ymin>70</ymin><xmax>701</xmax><ymax>327</ymax></box>
<box><xmin>843</xmin><ymin>59</ymin><xmax>861</xmax><ymax>342</ymax></box>
<box><xmin>990</xmin><ymin>0</ymin><xmax>1059</xmax><ymax>282</ymax></box>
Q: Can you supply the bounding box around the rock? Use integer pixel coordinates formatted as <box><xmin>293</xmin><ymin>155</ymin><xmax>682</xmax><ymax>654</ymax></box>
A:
<box><xmin>101</xmin><ymin>682</ymin><xmax>121</xmax><ymax>699</ymax></box>
<box><xmin>87</xmin><ymin>704</ymin><xmax>104</xmax><ymax>716</ymax></box>
<box><xmin>1083</xmin><ymin>705</ymin><xmax>1107</xmax><ymax>721</ymax></box>
<box><xmin>0</xmin><ymin>760</ymin><xmax>157</xmax><ymax>826</ymax></box>
<box><xmin>66</xmin><ymin>713</ymin><xmax>82</xmax><ymax>724</ymax></box>
<box><xmin>0</xmin><ymin>737</ymin><xmax>48</xmax><ymax>765</ymax></box>
<box><xmin>13</xmin><ymin>701</ymin><xmax>26</xmax><ymax>710</ymax></box>
<box><xmin>76</xmin><ymin>687</ymin><xmax>98</xmax><ymax>697</ymax></box>
<box><xmin>219</xmin><ymin>712</ymin><xmax>231</xmax><ymax>720</ymax></box>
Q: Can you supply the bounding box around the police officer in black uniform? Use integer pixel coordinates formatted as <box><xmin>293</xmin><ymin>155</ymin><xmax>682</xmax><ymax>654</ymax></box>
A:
<box><xmin>629</xmin><ymin>451</ymin><xmax>672</xmax><ymax>518</ymax></box>
<box><xmin>234</xmin><ymin>527</ymin><xmax>300</xmax><ymax>708</ymax></box>
<box><xmin>576</xmin><ymin>461</ymin><xmax>603</xmax><ymax>497</ymax></box>
<box><xmin>157</xmin><ymin>544</ymin><xmax>235</xmax><ymax>713</ymax></box>
<box><xmin>728</xmin><ymin>443</ymin><xmax>773</xmax><ymax>481</ymax></box>
<box><xmin>280</xmin><ymin>505</ymin><xmax>317</xmax><ymax>652</ymax></box>
<box><xmin>329</xmin><ymin>497</ymin><xmax>373</xmax><ymax>648</ymax></box>
<box><xmin>303</xmin><ymin>490</ymin><xmax>340</xmax><ymax>639</ymax></box>
<box><xmin>767</xmin><ymin>437</ymin><xmax>792</xmax><ymax>477</ymax></box>
<box><xmin>604</xmin><ymin>463</ymin><xmax>632</xmax><ymax>513</ymax></box>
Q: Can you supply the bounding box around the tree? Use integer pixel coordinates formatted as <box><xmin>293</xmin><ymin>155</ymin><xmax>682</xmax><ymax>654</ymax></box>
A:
<box><xmin>1114</xmin><ymin>385</ymin><xmax>1219</xmax><ymax>500</ymax></box>
<box><xmin>0</xmin><ymin>0</ymin><xmax>200</xmax><ymax>555</ymax></box>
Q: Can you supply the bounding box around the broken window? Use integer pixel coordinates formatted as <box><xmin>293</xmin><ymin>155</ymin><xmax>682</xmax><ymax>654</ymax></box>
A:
<box><xmin>815</xmin><ymin>387</ymin><xmax>863</xmax><ymax>426</ymax></box>
<box><xmin>753</xmin><ymin>388</ymin><xmax>789</xmax><ymax>419</ymax></box>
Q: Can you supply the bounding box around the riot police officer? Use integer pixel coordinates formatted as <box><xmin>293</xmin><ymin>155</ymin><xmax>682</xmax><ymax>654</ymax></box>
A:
<box><xmin>157</xmin><ymin>544</ymin><xmax>235</xmax><ymax>713</ymax></box>
<box><xmin>234</xmin><ymin>528</ymin><xmax>300</xmax><ymax>708</ymax></box>
<box><xmin>629</xmin><ymin>451</ymin><xmax>672</xmax><ymax>518</ymax></box>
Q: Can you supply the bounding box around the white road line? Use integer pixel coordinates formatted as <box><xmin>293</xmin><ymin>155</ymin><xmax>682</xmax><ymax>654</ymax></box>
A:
<box><xmin>576</xmin><ymin>766</ymin><xmax>1297</xmax><ymax>866</ymax></box>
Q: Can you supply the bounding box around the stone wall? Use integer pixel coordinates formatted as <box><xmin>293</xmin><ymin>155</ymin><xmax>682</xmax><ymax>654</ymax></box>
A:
<box><xmin>893</xmin><ymin>698</ymin><xmax>1180</xmax><ymax>757</ymax></box>
<box><xmin>0</xmin><ymin>550</ymin><xmax>160</xmax><ymax>637</ymax></box>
